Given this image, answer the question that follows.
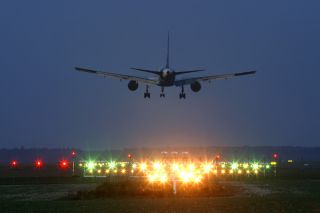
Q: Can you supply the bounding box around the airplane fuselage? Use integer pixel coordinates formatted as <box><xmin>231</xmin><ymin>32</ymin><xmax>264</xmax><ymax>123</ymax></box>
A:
<box><xmin>158</xmin><ymin>68</ymin><xmax>176</xmax><ymax>86</ymax></box>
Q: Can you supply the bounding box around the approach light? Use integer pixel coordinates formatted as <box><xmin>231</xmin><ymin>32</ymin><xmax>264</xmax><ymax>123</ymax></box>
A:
<box><xmin>159</xmin><ymin>174</ymin><xmax>168</xmax><ymax>183</ymax></box>
<box><xmin>171</xmin><ymin>163</ymin><xmax>179</xmax><ymax>172</ymax></box>
<box><xmin>132</xmin><ymin>163</ymin><xmax>137</xmax><ymax>169</ymax></box>
<box><xmin>35</xmin><ymin>160</ymin><xmax>43</xmax><ymax>168</ymax></box>
<box><xmin>87</xmin><ymin>161</ymin><xmax>95</xmax><ymax>170</ymax></box>
<box><xmin>153</xmin><ymin>162</ymin><xmax>162</xmax><ymax>171</ymax></box>
<box><xmin>194</xmin><ymin>175</ymin><xmax>202</xmax><ymax>184</ymax></box>
<box><xmin>203</xmin><ymin>163</ymin><xmax>213</xmax><ymax>174</ymax></box>
<box><xmin>139</xmin><ymin>162</ymin><xmax>147</xmax><ymax>172</ymax></box>
<box><xmin>188</xmin><ymin>163</ymin><xmax>195</xmax><ymax>171</ymax></box>
<box><xmin>243</xmin><ymin>163</ymin><xmax>249</xmax><ymax>169</ymax></box>
<box><xmin>252</xmin><ymin>163</ymin><xmax>259</xmax><ymax>170</ymax></box>
<box><xmin>10</xmin><ymin>160</ymin><xmax>18</xmax><ymax>168</ymax></box>
<box><xmin>108</xmin><ymin>161</ymin><xmax>116</xmax><ymax>169</ymax></box>
<box><xmin>231</xmin><ymin>162</ymin><xmax>238</xmax><ymax>170</ymax></box>
<box><xmin>59</xmin><ymin>160</ymin><xmax>69</xmax><ymax>169</ymax></box>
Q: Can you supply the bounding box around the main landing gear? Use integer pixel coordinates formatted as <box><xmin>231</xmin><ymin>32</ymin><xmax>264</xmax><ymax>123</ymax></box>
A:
<box><xmin>179</xmin><ymin>85</ymin><xmax>186</xmax><ymax>99</ymax></box>
<box><xmin>144</xmin><ymin>85</ymin><xmax>150</xmax><ymax>98</ymax></box>
<box><xmin>160</xmin><ymin>87</ymin><xmax>165</xmax><ymax>98</ymax></box>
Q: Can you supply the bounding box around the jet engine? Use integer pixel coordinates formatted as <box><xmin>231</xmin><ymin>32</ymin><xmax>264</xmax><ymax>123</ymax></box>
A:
<box><xmin>190</xmin><ymin>81</ymin><xmax>201</xmax><ymax>92</ymax></box>
<box><xmin>128</xmin><ymin>80</ymin><xmax>138</xmax><ymax>91</ymax></box>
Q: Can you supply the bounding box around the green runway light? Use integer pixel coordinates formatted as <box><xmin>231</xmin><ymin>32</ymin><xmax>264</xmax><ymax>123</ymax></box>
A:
<box><xmin>87</xmin><ymin>161</ymin><xmax>95</xmax><ymax>170</ymax></box>
<box><xmin>109</xmin><ymin>161</ymin><xmax>116</xmax><ymax>169</ymax></box>
<box><xmin>231</xmin><ymin>162</ymin><xmax>238</xmax><ymax>170</ymax></box>
<box><xmin>252</xmin><ymin>162</ymin><xmax>259</xmax><ymax>170</ymax></box>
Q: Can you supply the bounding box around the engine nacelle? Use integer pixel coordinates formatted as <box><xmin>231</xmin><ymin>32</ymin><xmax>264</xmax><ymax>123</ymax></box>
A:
<box><xmin>190</xmin><ymin>81</ymin><xmax>201</xmax><ymax>92</ymax></box>
<box><xmin>128</xmin><ymin>80</ymin><xmax>138</xmax><ymax>91</ymax></box>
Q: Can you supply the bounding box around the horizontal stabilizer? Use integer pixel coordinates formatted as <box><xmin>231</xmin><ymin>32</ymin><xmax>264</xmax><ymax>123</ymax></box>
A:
<box><xmin>130</xmin><ymin>67</ymin><xmax>160</xmax><ymax>75</ymax></box>
<box><xmin>175</xmin><ymin>69</ymin><xmax>206</xmax><ymax>75</ymax></box>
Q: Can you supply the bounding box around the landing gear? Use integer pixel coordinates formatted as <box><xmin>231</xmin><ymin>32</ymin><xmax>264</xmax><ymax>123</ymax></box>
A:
<box><xmin>160</xmin><ymin>87</ymin><xmax>165</xmax><ymax>98</ymax></box>
<box><xmin>179</xmin><ymin>85</ymin><xmax>186</xmax><ymax>99</ymax></box>
<box><xmin>144</xmin><ymin>85</ymin><xmax>151</xmax><ymax>98</ymax></box>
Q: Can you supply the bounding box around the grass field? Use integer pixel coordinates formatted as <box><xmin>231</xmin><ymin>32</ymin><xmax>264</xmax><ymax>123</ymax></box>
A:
<box><xmin>0</xmin><ymin>178</ymin><xmax>319</xmax><ymax>212</ymax></box>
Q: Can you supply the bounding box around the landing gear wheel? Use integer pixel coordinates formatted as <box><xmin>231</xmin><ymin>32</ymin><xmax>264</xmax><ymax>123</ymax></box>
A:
<box><xmin>144</xmin><ymin>93</ymin><xmax>151</xmax><ymax>98</ymax></box>
<box><xmin>179</xmin><ymin>85</ymin><xmax>186</xmax><ymax>99</ymax></box>
<box><xmin>179</xmin><ymin>93</ymin><xmax>186</xmax><ymax>99</ymax></box>
<box><xmin>144</xmin><ymin>85</ymin><xmax>151</xmax><ymax>98</ymax></box>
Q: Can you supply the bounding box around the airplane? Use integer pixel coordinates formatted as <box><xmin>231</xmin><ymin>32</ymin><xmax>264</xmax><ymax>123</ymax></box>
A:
<box><xmin>75</xmin><ymin>33</ymin><xmax>256</xmax><ymax>99</ymax></box>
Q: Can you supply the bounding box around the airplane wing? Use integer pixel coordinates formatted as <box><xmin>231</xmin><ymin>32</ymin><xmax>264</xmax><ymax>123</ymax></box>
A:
<box><xmin>174</xmin><ymin>70</ymin><xmax>256</xmax><ymax>86</ymax></box>
<box><xmin>75</xmin><ymin>67</ymin><xmax>158</xmax><ymax>85</ymax></box>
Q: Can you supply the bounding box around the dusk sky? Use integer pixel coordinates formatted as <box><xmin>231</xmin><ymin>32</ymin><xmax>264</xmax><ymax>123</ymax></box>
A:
<box><xmin>0</xmin><ymin>1</ymin><xmax>319</xmax><ymax>149</ymax></box>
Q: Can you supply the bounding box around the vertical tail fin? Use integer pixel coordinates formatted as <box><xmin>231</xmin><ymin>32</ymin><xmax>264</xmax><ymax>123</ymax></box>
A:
<box><xmin>165</xmin><ymin>32</ymin><xmax>170</xmax><ymax>68</ymax></box>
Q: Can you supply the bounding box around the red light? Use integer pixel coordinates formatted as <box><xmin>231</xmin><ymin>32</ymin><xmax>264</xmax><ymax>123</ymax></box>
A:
<box><xmin>128</xmin><ymin>154</ymin><xmax>132</xmax><ymax>159</ymax></box>
<box><xmin>71</xmin><ymin>151</ymin><xmax>76</xmax><ymax>157</ymax></box>
<box><xmin>59</xmin><ymin>160</ymin><xmax>69</xmax><ymax>169</ymax></box>
<box><xmin>11</xmin><ymin>160</ymin><xmax>18</xmax><ymax>167</ymax></box>
<box><xmin>273</xmin><ymin>153</ymin><xmax>278</xmax><ymax>159</ymax></box>
<box><xmin>35</xmin><ymin>160</ymin><xmax>43</xmax><ymax>168</ymax></box>
<box><xmin>215</xmin><ymin>154</ymin><xmax>221</xmax><ymax>161</ymax></box>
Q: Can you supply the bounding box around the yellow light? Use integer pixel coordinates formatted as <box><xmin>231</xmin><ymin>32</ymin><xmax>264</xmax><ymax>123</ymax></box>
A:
<box><xmin>193</xmin><ymin>175</ymin><xmax>202</xmax><ymax>184</ymax></box>
<box><xmin>229</xmin><ymin>170</ymin><xmax>233</xmax><ymax>174</ymax></box>
<box><xmin>270</xmin><ymin>161</ymin><xmax>277</xmax><ymax>166</ymax></box>
<box><xmin>254</xmin><ymin>170</ymin><xmax>258</xmax><ymax>174</ymax></box>
<box><xmin>231</xmin><ymin>162</ymin><xmax>238</xmax><ymax>170</ymax></box>
<box><xmin>79</xmin><ymin>163</ymin><xmax>83</xmax><ymax>167</ymax></box>
<box><xmin>147</xmin><ymin>173</ymin><xmax>158</xmax><ymax>183</ymax></box>
<box><xmin>288</xmin><ymin>160</ymin><xmax>293</xmax><ymax>163</ymax></box>
<box><xmin>252</xmin><ymin>163</ymin><xmax>259</xmax><ymax>170</ymax></box>
<box><xmin>153</xmin><ymin>162</ymin><xmax>162</xmax><ymax>171</ymax></box>
<box><xmin>131</xmin><ymin>169</ymin><xmax>134</xmax><ymax>173</ymax></box>
<box><xmin>188</xmin><ymin>163</ymin><xmax>195</xmax><ymax>171</ymax></box>
<box><xmin>89</xmin><ymin>169</ymin><xmax>93</xmax><ymax>174</ymax></box>
<box><xmin>113</xmin><ymin>169</ymin><xmax>118</xmax><ymax>173</ymax></box>
<box><xmin>203</xmin><ymin>163</ymin><xmax>213</xmax><ymax>174</ymax></box>
<box><xmin>246</xmin><ymin>170</ymin><xmax>250</xmax><ymax>174</ymax></box>
<box><xmin>221</xmin><ymin>163</ymin><xmax>226</xmax><ymax>169</ymax></box>
<box><xmin>97</xmin><ymin>169</ymin><xmax>101</xmax><ymax>174</ymax></box>
<box><xmin>121</xmin><ymin>169</ymin><xmax>126</xmax><ymax>174</ymax></box>
<box><xmin>105</xmin><ymin>169</ymin><xmax>110</xmax><ymax>174</ymax></box>
<box><xmin>159</xmin><ymin>174</ymin><xmax>167</xmax><ymax>183</ymax></box>
<box><xmin>238</xmin><ymin>170</ymin><xmax>242</xmax><ymax>174</ymax></box>
<box><xmin>121</xmin><ymin>163</ymin><xmax>126</xmax><ymax>168</ymax></box>
<box><xmin>221</xmin><ymin>169</ymin><xmax>225</xmax><ymax>174</ymax></box>
<box><xmin>140</xmin><ymin>163</ymin><xmax>147</xmax><ymax>172</ymax></box>
<box><xmin>179</xmin><ymin>171</ymin><xmax>194</xmax><ymax>183</ymax></box>
<box><xmin>243</xmin><ymin>163</ymin><xmax>249</xmax><ymax>169</ymax></box>
<box><xmin>132</xmin><ymin>163</ymin><xmax>137</xmax><ymax>169</ymax></box>
<box><xmin>213</xmin><ymin>169</ymin><xmax>218</xmax><ymax>174</ymax></box>
<box><xmin>171</xmin><ymin>163</ymin><xmax>180</xmax><ymax>172</ymax></box>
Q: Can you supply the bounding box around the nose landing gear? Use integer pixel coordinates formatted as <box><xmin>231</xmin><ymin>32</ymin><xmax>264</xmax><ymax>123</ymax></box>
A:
<box><xmin>160</xmin><ymin>87</ymin><xmax>165</xmax><ymax>98</ymax></box>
